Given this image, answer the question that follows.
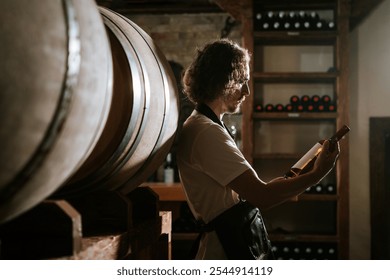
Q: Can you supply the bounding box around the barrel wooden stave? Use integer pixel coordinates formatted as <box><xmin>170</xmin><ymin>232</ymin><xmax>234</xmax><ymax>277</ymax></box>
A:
<box><xmin>56</xmin><ymin>8</ymin><xmax>180</xmax><ymax>196</ymax></box>
<box><xmin>0</xmin><ymin>0</ymin><xmax>113</xmax><ymax>224</ymax></box>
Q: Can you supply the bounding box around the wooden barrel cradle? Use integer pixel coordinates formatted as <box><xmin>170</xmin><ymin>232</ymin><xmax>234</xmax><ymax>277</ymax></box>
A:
<box><xmin>0</xmin><ymin>0</ymin><xmax>113</xmax><ymax>224</ymax></box>
<box><xmin>55</xmin><ymin>7</ymin><xmax>180</xmax><ymax>197</ymax></box>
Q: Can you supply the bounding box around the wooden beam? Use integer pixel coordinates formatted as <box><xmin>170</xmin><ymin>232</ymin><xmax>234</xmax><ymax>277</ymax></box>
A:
<box><xmin>214</xmin><ymin>0</ymin><xmax>252</xmax><ymax>21</ymax></box>
<box><xmin>95</xmin><ymin>0</ymin><xmax>222</xmax><ymax>14</ymax></box>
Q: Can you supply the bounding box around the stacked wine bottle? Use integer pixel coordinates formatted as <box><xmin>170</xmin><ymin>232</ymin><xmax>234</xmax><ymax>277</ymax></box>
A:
<box><xmin>271</xmin><ymin>242</ymin><xmax>338</xmax><ymax>260</ymax></box>
<box><xmin>304</xmin><ymin>183</ymin><xmax>337</xmax><ymax>195</ymax></box>
<box><xmin>254</xmin><ymin>95</ymin><xmax>336</xmax><ymax>113</ymax></box>
<box><xmin>254</xmin><ymin>10</ymin><xmax>336</xmax><ymax>31</ymax></box>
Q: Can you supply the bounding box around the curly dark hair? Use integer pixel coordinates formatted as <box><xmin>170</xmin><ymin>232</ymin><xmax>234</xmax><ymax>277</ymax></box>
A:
<box><xmin>182</xmin><ymin>39</ymin><xmax>250</xmax><ymax>104</ymax></box>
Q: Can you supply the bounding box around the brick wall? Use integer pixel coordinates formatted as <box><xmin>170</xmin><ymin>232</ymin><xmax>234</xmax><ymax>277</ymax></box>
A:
<box><xmin>125</xmin><ymin>13</ymin><xmax>242</xmax><ymax>69</ymax></box>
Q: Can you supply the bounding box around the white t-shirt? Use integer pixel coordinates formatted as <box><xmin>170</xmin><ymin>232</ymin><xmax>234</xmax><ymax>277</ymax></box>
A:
<box><xmin>177</xmin><ymin>110</ymin><xmax>252</xmax><ymax>259</ymax></box>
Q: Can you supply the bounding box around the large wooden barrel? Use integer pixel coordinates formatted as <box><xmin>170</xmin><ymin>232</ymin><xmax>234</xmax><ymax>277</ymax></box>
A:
<box><xmin>56</xmin><ymin>8</ymin><xmax>180</xmax><ymax>196</ymax></box>
<box><xmin>0</xmin><ymin>0</ymin><xmax>113</xmax><ymax>224</ymax></box>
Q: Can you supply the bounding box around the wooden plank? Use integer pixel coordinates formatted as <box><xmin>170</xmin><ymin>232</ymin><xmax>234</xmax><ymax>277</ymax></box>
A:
<box><xmin>141</xmin><ymin>183</ymin><xmax>186</xmax><ymax>201</ymax></box>
<box><xmin>0</xmin><ymin>200</ymin><xmax>81</xmax><ymax>259</ymax></box>
<box><xmin>68</xmin><ymin>191</ymin><xmax>132</xmax><ymax>236</ymax></box>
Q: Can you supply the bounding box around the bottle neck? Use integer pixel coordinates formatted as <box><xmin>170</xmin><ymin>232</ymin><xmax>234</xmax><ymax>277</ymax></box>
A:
<box><xmin>329</xmin><ymin>125</ymin><xmax>350</xmax><ymax>143</ymax></box>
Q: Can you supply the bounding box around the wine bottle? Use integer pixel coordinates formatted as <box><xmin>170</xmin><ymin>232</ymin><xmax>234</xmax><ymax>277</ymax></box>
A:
<box><xmin>164</xmin><ymin>153</ymin><xmax>175</xmax><ymax>183</ymax></box>
<box><xmin>327</xmin><ymin>21</ymin><xmax>336</xmax><ymax>30</ymax></box>
<box><xmin>273</xmin><ymin>21</ymin><xmax>281</xmax><ymax>30</ymax></box>
<box><xmin>285</xmin><ymin>103</ymin><xmax>294</xmax><ymax>112</ymax></box>
<box><xmin>284</xmin><ymin>125</ymin><xmax>350</xmax><ymax>178</ymax></box>
<box><xmin>283</xmin><ymin>21</ymin><xmax>291</xmax><ymax>30</ymax></box>
<box><xmin>300</xmin><ymin>11</ymin><xmax>312</xmax><ymax>30</ymax></box>
<box><xmin>262</xmin><ymin>22</ymin><xmax>270</xmax><ymax>30</ymax></box>
<box><xmin>305</xmin><ymin>186</ymin><xmax>313</xmax><ymax>193</ymax></box>
<box><xmin>254</xmin><ymin>12</ymin><xmax>263</xmax><ymax>31</ymax></box>
<box><xmin>321</xmin><ymin>95</ymin><xmax>332</xmax><ymax>105</ymax></box>
<box><xmin>290</xmin><ymin>95</ymin><xmax>300</xmax><ymax>105</ymax></box>
<box><xmin>314</xmin><ymin>183</ymin><xmax>324</xmax><ymax>194</ymax></box>
<box><xmin>275</xmin><ymin>103</ymin><xmax>284</xmax><ymax>112</ymax></box>
<box><xmin>328</xmin><ymin>103</ymin><xmax>337</xmax><ymax>112</ymax></box>
<box><xmin>300</xmin><ymin>95</ymin><xmax>310</xmax><ymax>111</ymax></box>
<box><xmin>304</xmin><ymin>246</ymin><xmax>313</xmax><ymax>259</ymax></box>
<box><xmin>307</xmin><ymin>104</ymin><xmax>315</xmax><ymax>112</ymax></box>
<box><xmin>317</xmin><ymin>104</ymin><xmax>326</xmax><ymax>112</ymax></box>
<box><xmin>300</xmin><ymin>95</ymin><xmax>310</xmax><ymax>105</ymax></box>
<box><xmin>296</xmin><ymin>104</ymin><xmax>305</xmax><ymax>112</ymax></box>
<box><xmin>309</xmin><ymin>11</ymin><xmax>320</xmax><ymax>22</ymax></box>
<box><xmin>254</xmin><ymin>104</ymin><xmax>263</xmax><ymax>112</ymax></box>
<box><xmin>311</xmin><ymin>95</ymin><xmax>321</xmax><ymax>104</ymax></box>
<box><xmin>277</xmin><ymin>11</ymin><xmax>287</xmax><ymax>29</ymax></box>
<box><xmin>326</xmin><ymin>183</ymin><xmax>336</xmax><ymax>194</ymax></box>
<box><xmin>315</xmin><ymin>20</ymin><xmax>325</xmax><ymax>30</ymax></box>
<box><xmin>264</xmin><ymin>103</ymin><xmax>274</xmax><ymax>112</ymax></box>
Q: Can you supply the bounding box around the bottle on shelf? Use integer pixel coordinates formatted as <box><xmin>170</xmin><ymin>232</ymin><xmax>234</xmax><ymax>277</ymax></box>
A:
<box><xmin>309</xmin><ymin>11</ymin><xmax>320</xmax><ymax>22</ymax></box>
<box><xmin>311</xmin><ymin>95</ymin><xmax>321</xmax><ymax>109</ymax></box>
<box><xmin>296</xmin><ymin>104</ymin><xmax>305</xmax><ymax>112</ymax></box>
<box><xmin>305</xmin><ymin>186</ymin><xmax>313</xmax><ymax>193</ymax></box>
<box><xmin>321</xmin><ymin>95</ymin><xmax>332</xmax><ymax>104</ymax></box>
<box><xmin>275</xmin><ymin>103</ymin><xmax>284</xmax><ymax>112</ymax></box>
<box><xmin>276</xmin><ymin>11</ymin><xmax>286</xmax><ymax>30</ymax></box>
<box><xmin>267</xmin><ymin>11</ymin><xmax>275</xmax><ymax>20</ymax></box>
<box><xmin>290</xmin><ymin>95</ymin><xmax>300</xmax><ymax>105</ymax></box>
<box><xmin>317</xmin><ymin>104</ymin><xmax>326</xmax><ymax>112</ymax></box>
<box><xmin>273</xmin><ymin>21</ymin><xmax>281</xmax><ymax>30</ymax></box>
<box><xmin>254</xmin><ymin>104</ymin><xmax>263</xmax><ymax>112</ymax></box>
<box><xmin>285</xmin><ymin>103</ymin><xmax>294</xmax><ymax>112</ymax></box>
<box><xmin>314</xmin><ymin>183</ymin><xmax>324</xmax><ymax>194</ymax></box>
<box><xmin>262</xmin><ymin>22</ymin><xmax>270</xmax><ymax>30</ymax></box>
<box><xmin>328</xmin><ymin>21</ymin><xmax>336</xmax><ymax>30</ymax></box>
<box><xmin>284</xmin><ymin>125</ymin><xmax>350</xmax><ymax>178</ymax></box>
<box><xmin>283</xmin><ymin>21</ymin><xmax>291</xmax><ymax>30</ymax></box>
<box><xmin>300</xmin><ymin>95</ymin><xmax>310</xmax><ymax>106</ymax></box>
<box><xmin>326</xmin><ymin>183</ymin><xmax>336</xmax><ymax>194</ymax></box>
<box><xmin>288</xmin><ymin>11</ymin><xmax>296</xmax><ymax>22</ymax></box>
<box><xmin>299</xmin><ymin>10</ymin><xmax>312</xmax><ymax>30</ymax></box>
<box><xmin>164</xmin><ymin>153</ymin><xmax>175</xmax><ymax>183</ymax></box>
<box><xmin>315</xmin><ymin>19</ymin><xmax>325</xmax><ymax>30</ymax></box>
<box><xmin>304</xmin><ymin>245</ymin><xmax>313</xmax><ymax>259</ymax></box>
<box><xmin>307</xmin><ymin>104</ymin><xmax>315</xmax><ymax>112</ymax></box>
<box><xmin>328</xmin><ymin>103</ymin><xmax>337</xmax><ymax>112</ymax></box>
<box><xmin>264</xmin><ymin>103</ymin><xmax>274</xmax><ymax>112</ymax></box>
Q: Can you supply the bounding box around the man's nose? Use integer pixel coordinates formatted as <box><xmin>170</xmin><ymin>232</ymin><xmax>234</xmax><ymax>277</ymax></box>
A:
<box><xmin>241</xmin><ymin>81</ymin><xmax>250</xmax><ymax>96</ymax></box>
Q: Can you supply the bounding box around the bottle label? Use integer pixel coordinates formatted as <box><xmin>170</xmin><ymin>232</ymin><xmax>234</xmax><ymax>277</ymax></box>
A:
<box><xmin>291</xmin><ymin>143</ymin><xmax>323</xmax><ymax>170</ymax></box>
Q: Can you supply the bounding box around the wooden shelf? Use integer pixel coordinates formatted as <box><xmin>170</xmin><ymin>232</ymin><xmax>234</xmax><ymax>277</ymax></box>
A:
<box><xmin>269</xmin><ymin>233</ymin><xmax>339</xmax><ymax>243</ymax></box>
<box><xmin>172</xmin><ymin>232</ymin><xmax>199</xmax><ymax>241</ymax></box>
<box><xmin>254</xmin><ymin>31</ymin><xmax>337</xmax><ymax>45</ymax></box>
<box><xmin>253</xmin><ymin>112</ymin><xmax>337</xmax><ymax>120</ymax></box>
<box><xmin>253</xmin><ymin>72</ymin><xmax>338</xmax><ymax>82</ymax></box>
<box><xmin>242</xmin><ymin>0</ymin><xmax>350</xmax><ymax>259</ymax></box>
<box><xmin>253</xmin><ymin>0</ymin><xmax>337</xmax><ymax>10</ymax></box>
<box><xmin>297</xmin><ymin>194</ymin><xmax>338</xmax><ymax>201</ymax></box>
<box><xmin>141</xmin><ymin>182</ymin><xmax>186</xmax><ymax>201</ymax></box>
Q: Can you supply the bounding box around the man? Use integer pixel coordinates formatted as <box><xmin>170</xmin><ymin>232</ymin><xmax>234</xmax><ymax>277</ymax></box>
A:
<box><xmin>176</xmin><ymin>39</ymin><xmax>339</xmax><ymax>259</ymax></box>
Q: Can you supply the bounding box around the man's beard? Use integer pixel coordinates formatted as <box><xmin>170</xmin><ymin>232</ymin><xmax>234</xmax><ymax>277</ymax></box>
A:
<box><xmin>226</xmin><ymin>102</ymin><xmax>241</xmax><ymax>114</ymax></box>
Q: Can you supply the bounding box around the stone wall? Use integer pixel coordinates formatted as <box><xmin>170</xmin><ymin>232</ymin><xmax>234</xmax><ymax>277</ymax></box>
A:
<box><xmin>125</xmin><ymin>13</ymin><xmax>242</xmax><ymax>69</ymax></box>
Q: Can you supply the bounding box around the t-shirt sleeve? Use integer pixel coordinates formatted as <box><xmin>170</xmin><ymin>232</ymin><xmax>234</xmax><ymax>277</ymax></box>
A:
<box><xmin>191</xmin><ymin>124</ymin><xmax>251</xmax><ymax>186</ymax></box>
